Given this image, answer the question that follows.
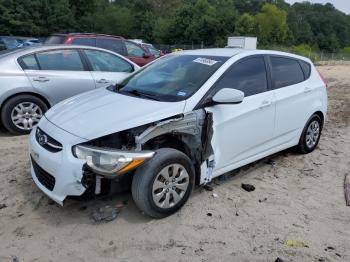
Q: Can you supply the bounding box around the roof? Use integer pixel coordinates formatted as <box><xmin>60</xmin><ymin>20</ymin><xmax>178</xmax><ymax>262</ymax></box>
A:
<box><xmin>174</xmin><ymin>48</ymin><xmax>311</xmax><ymax>62</ymax></box>
<box><xmin>177</xmin><ymin>48</ymin><xmax>250</xmax><ymax>57</ymax></box>
<box><xmin>51</xmin><ymin>33</ymin><xmax>124</xmax><ymax>39</ymax></box>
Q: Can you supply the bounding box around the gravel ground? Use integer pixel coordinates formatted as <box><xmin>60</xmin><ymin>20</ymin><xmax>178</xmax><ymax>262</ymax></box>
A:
<box><xmin>0</xmin><ymin>65</ymin><xmax>349</xmax><ymax>262</ymax></box>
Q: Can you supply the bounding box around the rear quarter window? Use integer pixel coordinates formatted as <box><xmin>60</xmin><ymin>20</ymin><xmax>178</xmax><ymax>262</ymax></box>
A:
<box><xmin>299</xmin><ymin>60</ymin><xmax>311</xmax><ymax>79</ymax></box>
<box><xmin>270</xmin><ymin>56</ymin><xmax>305</xmax><ymax>89</ymax></box>
<box><xmin>19</xmin><ymin>55</ymin><xmax>39</xmax><ymax>70</ymax></box>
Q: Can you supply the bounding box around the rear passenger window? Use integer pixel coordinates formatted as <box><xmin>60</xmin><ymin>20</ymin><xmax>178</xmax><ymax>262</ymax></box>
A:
<box><xmin>299</xmin><ymin>60</ymin><xmax>311</xmax><ymax>79</ymax></box>
<box><xmin>214</xmin><ymin>56</ymin><xmax>268</xmax><ymax>97</ymax></box>
<box><xmin>72</xmin><ymin>38</ymin><xmax>96</xmax><ymax>46</ymax></box>
<box><xmin>96</xmin><ymin>39</ymin><xmax>125</xmax><ymax>55</ymax></box>
<box><xmin>270</xmin><ymin>57</ymin><xmax>305</xmax><ymax>89</ymax></box>
<box><xmin>19</xmin><ymin>55</ymin><xmax>39</xmax><ymax>70</ymax></box>
<box><xmin>36</xmin><ymin>49</ymin><xmax>84</xmax><ymax>71</ymax></box>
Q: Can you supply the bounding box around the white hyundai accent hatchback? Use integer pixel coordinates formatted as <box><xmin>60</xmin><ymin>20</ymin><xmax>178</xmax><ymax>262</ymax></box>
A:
<box><xmin>29</xmin><ymin>48</ymin><xmax>328</xmax><ymax>218</ymax></box>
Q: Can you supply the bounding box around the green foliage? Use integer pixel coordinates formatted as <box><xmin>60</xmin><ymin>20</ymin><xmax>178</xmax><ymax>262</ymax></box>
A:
<box><xmin>255</xmin><ymin>4</ymin><xmax>288</xmax><ymax>45</ymax></box>
<box><xmin>0</xmin><ymin>0</ymin><xmax>349</xmax><ymax>52</ymax></box>
<box><xmin>340</xmin><ymin>47</ymin><xmax>350</xmax><ymax>54</ymax></box>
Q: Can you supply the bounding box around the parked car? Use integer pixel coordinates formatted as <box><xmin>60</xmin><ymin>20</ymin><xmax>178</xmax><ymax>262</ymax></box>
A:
<box><xmin>0</xmin><ymin>36</ymin><xmax>21</xmax><ymax>50</ymax></box>
<box><xmin>0</xmin><ymin>45</ymin><xmax>139</xmax><ymax>135</ymax></box>
<box><xmin>29</xmin><ymin>48</ymin><xmax>327</xmax><ymax>218</ymax></box>
<box><xmin>22</xmin><ymin>38</ymin><xmax>42</xmax><ymax>47</ymax></box>
<box><xmin>45</xmin><ymin>33</ymin><xmax>156</xmax><ymax>66</ymax></box>
<box><xmin>129</xmin><ymin>39</ymin><xmax>164</xmax><ymax>58</ymax></box>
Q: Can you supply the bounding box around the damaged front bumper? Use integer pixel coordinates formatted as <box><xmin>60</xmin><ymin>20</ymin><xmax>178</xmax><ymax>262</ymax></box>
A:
<box><xmin>29</xmin><ymin>118</ymin><xmax>88</xmax><ymax>205</ymax></box>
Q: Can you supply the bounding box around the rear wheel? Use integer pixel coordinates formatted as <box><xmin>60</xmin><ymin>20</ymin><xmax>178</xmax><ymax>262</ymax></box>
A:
<box><xmin>132</xmin><ymin>148</ymin><xmax>195</xmax><ymax>218</ymax></box>
<box><xmin>1</xmin><ymin>95</ymin><xmax>48</xmax><ymax>135</ymax></box>
<box><xmin>296</xmin><ymin>114</ymin><xmax>322</xmax><ymax>154</ymax></box>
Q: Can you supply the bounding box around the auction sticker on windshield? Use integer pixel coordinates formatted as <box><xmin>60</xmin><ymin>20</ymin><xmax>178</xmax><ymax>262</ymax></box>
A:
<box><xmin>193</xmin><ymin>57</ymin><xmax>219</xmax><ymax>66</ymax></box>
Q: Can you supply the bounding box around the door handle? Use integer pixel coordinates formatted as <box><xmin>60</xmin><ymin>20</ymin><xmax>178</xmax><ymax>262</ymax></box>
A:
<box><xmin>96</xmin><ymin>79</ymin><xmax>109</xmax><ymax>84</ymax></box>
<box><xmin>259</xmin><ymin>100</ymin><xmax>272</xmax><ymax>109</ymax></box>
<box><xmin>33</xmin><ymin>77</ymin><xmax>49</xmax><ymax>83</ymax></box>
<box><xmin>304</xmin><ymin>87</ymin><xmax>312</xmax><ymax>93</ymax></box>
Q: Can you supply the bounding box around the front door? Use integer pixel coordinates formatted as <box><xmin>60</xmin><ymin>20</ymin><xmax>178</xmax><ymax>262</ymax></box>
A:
<box><xmin>23</xmin><ymin>49</ymin><xmax>95</xmax><ymax>104</ymax></box>
<box><xmin>206</xmin><ymin>56</ymin><xmax>276</xmax><ymax>174</ymax></box>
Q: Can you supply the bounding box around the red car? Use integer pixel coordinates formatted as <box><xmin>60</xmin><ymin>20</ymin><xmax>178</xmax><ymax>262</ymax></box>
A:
<box><xmin>45</xmin><ymin>33</ymin><xmax>156</xmax><ymax>66</ymax></box>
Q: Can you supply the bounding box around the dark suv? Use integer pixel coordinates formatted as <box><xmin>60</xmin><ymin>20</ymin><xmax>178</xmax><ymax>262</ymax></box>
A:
<box><xmin>45</xmin><ymin>33</ymin><xmax>156</xmax><ymax>66</ymax></box>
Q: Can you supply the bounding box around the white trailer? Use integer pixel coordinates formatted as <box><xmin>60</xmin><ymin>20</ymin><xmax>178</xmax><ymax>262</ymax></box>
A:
<box><xmin>227</xmin><ymin>37</ymin><xmax>257</xmax><ymax>49</ymax></box>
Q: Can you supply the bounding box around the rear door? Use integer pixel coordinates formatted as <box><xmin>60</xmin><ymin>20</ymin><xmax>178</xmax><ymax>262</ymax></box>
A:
<box><xmin>21</xmin><ymin>49</ymin><xmax>95</xmax><ymax>104</ymax></box>
<box><xmin>207</xmin><ymin>55</ymin><xmax>275</xmax><ymax>172</ymax></box>
<box><xmin>82</xmin><ymin>49</ymin><xmax>136</xmax><ymax>88</ymax></box>
<box><xmin>125</xmin><ymin>41</ymin><xmax>154</xmax><ymax>66</ymax></box>
<box><xmin>269</xmin><ymin>56</ymin><xmax>313</xmax><ymax>145</ymax></box>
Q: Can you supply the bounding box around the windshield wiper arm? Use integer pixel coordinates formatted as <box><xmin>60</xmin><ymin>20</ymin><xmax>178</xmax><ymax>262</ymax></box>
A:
<box><xmin>125</xmin><ymin>89</ymin><xmax>160</xmax><ymax>101</ymax></box>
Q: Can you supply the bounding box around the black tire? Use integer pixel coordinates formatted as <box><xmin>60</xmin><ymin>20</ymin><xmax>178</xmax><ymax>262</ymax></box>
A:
<box><xmin>296</xmin><ymin>114</ymin><xmax>323</xmax><ymax>154</ymax></box>
<box><xmin>1</xmin><ymin>94</ymin><xmax>48</xmax><ymax>135</ymax></box>
<box><xmin>132</xmin><ymin>148</ymin><xmax>195</xmax><ymax>218</ymax></box>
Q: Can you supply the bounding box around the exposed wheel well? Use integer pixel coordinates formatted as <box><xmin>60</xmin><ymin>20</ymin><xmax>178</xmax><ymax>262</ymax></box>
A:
<box><xmin>143</xmin><ymin>134</ymin><xmax>201</xmax><ymax>185</ymax></box>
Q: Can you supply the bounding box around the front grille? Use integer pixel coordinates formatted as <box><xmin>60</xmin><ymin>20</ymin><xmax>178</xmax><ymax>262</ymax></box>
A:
<box><xmin>35</xmin><ymin>127</ymin><xmax>63</xmax><ymax>153</ymax></box>
<box><xmin>31</xmin><ymin>156</ymin><xmax>56</xmax><ymax>191</ymax></box>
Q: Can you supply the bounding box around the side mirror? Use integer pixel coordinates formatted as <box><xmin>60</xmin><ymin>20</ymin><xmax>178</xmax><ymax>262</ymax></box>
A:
<box><xmin>143</xmin><ymin>52</ymin><xmax>151</xmax><ymax>58</ymax></box>
<box><xmin>212</xmin><ymin>88</ymin><xmax>244</xmax><ymax>104</ymax></box>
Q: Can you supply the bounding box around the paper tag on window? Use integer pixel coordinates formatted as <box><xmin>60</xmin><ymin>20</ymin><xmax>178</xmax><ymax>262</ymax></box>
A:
<box><xmin>193</xmin><ymin>58</ymin><xmax>219</xmax><ymax>66</ymax></box>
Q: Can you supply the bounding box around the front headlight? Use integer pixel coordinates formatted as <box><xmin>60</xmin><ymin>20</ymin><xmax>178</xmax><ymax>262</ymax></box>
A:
<box><xmin>73</xmin><ymin>145</ymin><xmax>155</xmax><ymax>177</ymax></box>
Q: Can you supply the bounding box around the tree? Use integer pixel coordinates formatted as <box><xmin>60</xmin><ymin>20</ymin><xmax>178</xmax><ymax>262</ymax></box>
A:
<box><xmin>235</xmin><ymin>13</ymin><xmax>256</xmax><ymax>36</ymax></box>
<box><xmin>255</xmin><ymin>3</ymin><xmax>288</xmax><ymax>45</ymax></box>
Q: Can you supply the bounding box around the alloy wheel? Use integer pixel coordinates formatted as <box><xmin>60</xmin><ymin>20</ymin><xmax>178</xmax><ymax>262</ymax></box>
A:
<box><xmin>305</xmin><ymin>120</ymin><xmax>320</xmax><ymax>148</ymax></box>
<box><xmin>152</xmin><ymin>163</ymin><xmax>189</xmax><ymax>208</ymax></box>
<box><xmin>11</xmin><ymin>102</ymin><xmax>43</xmax><ymax>130</ymax></box>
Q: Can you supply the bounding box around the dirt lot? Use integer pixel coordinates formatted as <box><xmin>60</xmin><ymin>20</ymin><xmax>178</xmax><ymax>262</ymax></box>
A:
<box><xmin>0</xmin><ymin>65</ymin><xmax>349</xmax><ymax>262</ymax></box>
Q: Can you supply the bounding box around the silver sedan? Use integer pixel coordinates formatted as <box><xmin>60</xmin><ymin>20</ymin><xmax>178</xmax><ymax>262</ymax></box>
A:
<box><xmin>0</xmin><ymin>45</ymin><xmax>139</xmax><ymax>135</ymax></box>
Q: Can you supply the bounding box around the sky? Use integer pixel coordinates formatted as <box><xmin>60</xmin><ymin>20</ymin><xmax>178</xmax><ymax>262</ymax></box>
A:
<box><xmin>285</xmin><ymin>0</ymin><xmax>350</xmax><ymax>14</ymax></box>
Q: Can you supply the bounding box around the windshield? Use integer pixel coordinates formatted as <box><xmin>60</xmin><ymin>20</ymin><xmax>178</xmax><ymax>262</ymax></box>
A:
<box><xmin>3</xmin><ymin>38</ymin><xmax>19</xmax><ymax>47</ymax></box>
<box><xmin>117</xmin><ymin>55</ymin><xmax>228</xmax><ymax>102</ymax></box>
<box><xmin>45</xmin><ymin>36</ymin><xmax>65</xmax><ymax>44</ymax></box>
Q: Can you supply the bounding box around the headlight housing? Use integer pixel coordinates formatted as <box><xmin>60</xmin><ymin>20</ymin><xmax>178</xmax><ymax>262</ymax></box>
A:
<box><xmin>73</xmin><ymin>145</ymin><xmax>155</xmax><ymax>177</ymax></box>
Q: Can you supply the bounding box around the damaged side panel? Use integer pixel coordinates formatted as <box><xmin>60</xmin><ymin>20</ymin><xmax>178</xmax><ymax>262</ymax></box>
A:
<box><xmin>85</xmin><ymin>109</ymin><xmax>216</xmax><ymax>186</ymax></box>
<box><xmin>135</xmin><ymin>110</ymin><xmax>215</xmax><ymax>185</ymax></box>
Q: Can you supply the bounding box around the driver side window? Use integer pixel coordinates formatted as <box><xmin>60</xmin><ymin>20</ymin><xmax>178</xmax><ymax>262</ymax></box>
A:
<box><xmin>214</xmin><ymin>56</ymin><xmax>268</xmax><ymax>97</ymax></box>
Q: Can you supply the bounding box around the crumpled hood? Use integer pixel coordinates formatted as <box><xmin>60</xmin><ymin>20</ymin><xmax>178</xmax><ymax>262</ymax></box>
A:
<box><xmin>45</xmin><ymin>88</ymin><xmax>186</xmax><ymax>140</ymax></box>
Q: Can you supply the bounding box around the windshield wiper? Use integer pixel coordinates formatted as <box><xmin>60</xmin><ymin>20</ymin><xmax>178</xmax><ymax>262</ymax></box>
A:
<box><xmin>122</xmin><ymin>89</ymin><xmax>160</xmax><ymax>101</ymax></box>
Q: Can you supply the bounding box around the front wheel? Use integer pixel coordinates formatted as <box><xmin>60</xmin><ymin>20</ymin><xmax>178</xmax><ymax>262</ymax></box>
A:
<box><xmin>296</xmin><ymin>114</ymin><xmax>323</xmax><ymax>154</ymax></box>
<box><xmin>132</xmin><ymin>148</ymin><xmax>195</xmax><ymax>218</ymax></box>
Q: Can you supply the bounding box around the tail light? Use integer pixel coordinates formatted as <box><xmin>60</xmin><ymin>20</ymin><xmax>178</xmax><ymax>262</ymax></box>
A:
<box><xmin>316</xmin><ymin>68</ymin><xmax>328</xmax><ymax>87</ymax></box>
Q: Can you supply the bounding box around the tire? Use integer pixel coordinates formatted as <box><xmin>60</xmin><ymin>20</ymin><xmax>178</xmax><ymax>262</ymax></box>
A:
<box><xmin>1</xmin><ymin>94</ymin><xmax>48</xmax><ymax>135</ymax></box>
<box><xmin>296</xmin><ymin>114</ymin><xmax>323</xmax><ymax>154</ymax></box>
<box><xmin>132</xmin><ymin>148</ymin><xmax>195</xmax><ymax>218</ymax></box>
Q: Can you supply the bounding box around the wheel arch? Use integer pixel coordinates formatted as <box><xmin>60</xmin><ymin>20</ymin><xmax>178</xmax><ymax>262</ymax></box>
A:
<box><xmin>143</xmin><ymin>133</ymin><xmax>202</xmax><ymax>185</ymax></box>
<box><xmin>0</xmin><ymin>92</ymin><xmax>52</xmax><ymax>115</ymax></box>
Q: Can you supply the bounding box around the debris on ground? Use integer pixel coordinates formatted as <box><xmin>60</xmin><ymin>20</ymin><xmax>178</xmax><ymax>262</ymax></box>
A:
<box><xmin>212</xmin><ymin>193</ymin><xmax>218</xmax><ymax>198</ymax></box>
<box><xmin>266</xmin><ymin>159</ymin><xmax>276</xmax><ymax>167</ymax></box>
<box><xmin>207</xmin><ymin>212</ymin><xmax>212</xmax><ymax>217</ymax></box>
<box><xmin>241</xmin><ymin>183</ymin><xmax>255</xmax><ymax>192</ymax></box>
<box><xmin>258</xmin><ymin>197</ymin><xmax>267</xmax><ymax>203</ymax></box>
<box><xmin>203</xmin><ymin>184</ymin><xmax>213</xmax><ymax>191</ymax></box>
<box><xmin>274</xmin><ymin>258</ymin><xmax>284</xmax><ymax>262</ymax></box>
<box><xmin>344</xmin><ymin>174</ymin><xmax>350</xmax><ymax>206</ymax></box>
<box><xmin>286</xmin><ymin>239</ymin><xmax>309</xmax><ymax>248</ymax></box>
<box><xmin>11</xmin><ymin>255</ymin><xmax>19</xmax><ymax>262</ymax></box>
<box><xmin>91</xmin><ymin>206</ymin><xmax>120</xmax><ymax>223</ymax></box>
<box><xmin>0</xmin><ymin>203</ymin><xmax>7</xmax><ymax>209</ymax></box>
